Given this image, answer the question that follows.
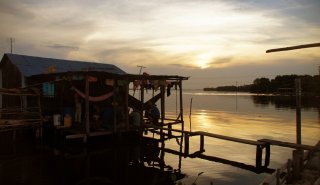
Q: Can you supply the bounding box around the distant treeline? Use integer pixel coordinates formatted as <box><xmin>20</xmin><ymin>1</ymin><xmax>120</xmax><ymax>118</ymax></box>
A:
<box><xmin>204</xmin><ymin>75</ymin><xmax>320</xmax><ymax>94</ymax></box>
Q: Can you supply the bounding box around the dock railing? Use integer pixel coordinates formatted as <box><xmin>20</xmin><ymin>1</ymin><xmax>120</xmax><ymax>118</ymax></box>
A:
<box><xmin>144</xmin><ymin>124</ymin><xmax>320</xmax><ymax>176</ymax></box>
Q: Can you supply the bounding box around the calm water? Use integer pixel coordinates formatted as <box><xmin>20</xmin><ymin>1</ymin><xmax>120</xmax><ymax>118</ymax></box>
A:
<box><xmin>157</xmin><ymin>90</ymin><xmax>320</xmax><ymax>185</ymax></box>
<box><xmin>0</xmin><ymin>90</ymin><xmax>319</xmax><ymax>185</ymax></box>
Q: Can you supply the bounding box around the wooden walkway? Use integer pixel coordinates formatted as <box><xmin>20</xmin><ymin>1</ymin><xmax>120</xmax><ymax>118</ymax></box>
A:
<box><xmin>144</xmin><ymin>124</ymin><xmax>320</xmax><ymax>173</ymax></box>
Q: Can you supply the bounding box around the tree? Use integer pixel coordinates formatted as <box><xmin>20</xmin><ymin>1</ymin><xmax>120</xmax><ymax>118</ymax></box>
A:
<box><xmin>251</xmin><ymin>77</ymin><xmax>270</xmax><ymax>93</ymax></box>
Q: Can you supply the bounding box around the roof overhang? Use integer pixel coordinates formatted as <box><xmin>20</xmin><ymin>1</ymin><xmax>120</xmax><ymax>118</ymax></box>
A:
<box><xmin>28</xmin><ymin>71</ymin><xmax>189</xmax><ymax>82</ymax></box>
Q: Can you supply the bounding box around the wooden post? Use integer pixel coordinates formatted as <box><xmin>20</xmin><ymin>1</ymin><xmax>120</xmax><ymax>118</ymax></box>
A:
<box><xmin>184</xmin><ymin>134</ymin><xmax>189</xmax><ymax>157</ymax></box>
<box><xmin>189</xmin><ymin>98</ymin><xmax>193</xmax><ymax>132</ymax></box>
<box><xmin>140</xmin><ymin>85</ymin><xmax>144</xmax><ymax>134</ymax></box>
<box><xmin>276</xmin><ymin>169</ymin><xmax>281</xmax><ymax>185</ymax></box>
<box><xmin>160</xmin><ymin>140</ymin><xmax>165</xmax><ymax>170</ymax></box>
<box><xmin>264</xmin><ymin>143</ymin><xmax>271</xmax><ymax>167</ymax></box>
<box><xmin>12</xmin><ymin>129</ymin><xmax>16</xmax><ymax>142</ymax></box>
<box><xmin>38</xmin><ymin>95</ymin><xmax>43</xmax><ymax>140</ymax></box>
<box><xmin>292</xmin><ymin>149</ymin><xmax>303</xmax><ymax>180</ymax></box>
<box><xmin>179</xmin><ymin>80</ymin><xmax>185</xmax><ymax>170</ymax></box>
<box><xmin>295</xmin><ymin>78</ymin><xmax>301</xmax><ymax>145</ymax></box>
<box><xmin>256</xmin><ymin>145</ymin><xmax>263</xmax><ymax>169</ymax></box>
<box><xmin>200</xmin><ymin>134</ymin><xmax>205</xmax><ymax>153</ymax></box>
<box><xmin>124</xmin><ymin>82</ymin><xmax>129</xmax><ymax>130</ymax></box>
<box><xmin>179</xmin><ymin>80</ymin><xmax>184</xmax><ymax>134</ymax></box>
<box><xmin>113</xmin><ymin>86</ymin><xmax>117</xmax><ymax>133</ymax></box>
<box><xmin>160</xmin><ymin>85</ymin><xmax>165</xmax><ymax>139</ymax></box>
<box><xmin>168</xmin><ymin>123</ymin><xmax>172</xmax><ymax>138</ymax></box>
<box><xmin>286</xmin><ymin>159</ymin><xmax>293</xmax><ymax>183</ymax></box>
<box><xmin>84</xmin><ymin>75</ymin><xmax>90</xmax><ymax>143</ymax></box>
<box><xmin>160</xmin><ymin>85</ymin><xmax>165</xmax><ymax>120</ymax></box>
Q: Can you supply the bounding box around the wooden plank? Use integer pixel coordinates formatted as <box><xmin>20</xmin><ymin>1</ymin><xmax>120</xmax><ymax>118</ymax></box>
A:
<box><xmin>144</xmin><ymin>124</ymin><xmax>191</xmax><ymax>134</ymax></box>
<box><xmin>195</xmin><ymin>131</ymin><xmax>264</xmax><ymax>146</ymax></box>
<box><xmin>259</xmin><ymin>139</ymin><xmax>319</xmax><ymax>151</ymax></box>
<box><xmin>259</xmin><ymin>158</ymin><xmax>292</xmax><ymax>185</ymax></box>
<box><xmin>88</xmin><ymin>130</ymin><xmax>113</xmax><ymax>137</ymax></box>
<box><xmin>196</xmin><ymin>153</ymin><xmax>274</xmax><ymax>174</ymax></box>
<box><xmin>66</xmin><ymin>133</ymin><xmax>86</xmax><ymax>139</ymax></box>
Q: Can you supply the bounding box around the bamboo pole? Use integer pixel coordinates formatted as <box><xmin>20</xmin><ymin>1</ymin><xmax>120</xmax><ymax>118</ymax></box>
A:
<box><xmin>266</xmin><ymin>43</ymin><xmax>320</xmax><ymax>53</ymax></box>
<box><xmin>295</xmin><ymin>78</ymin><xmax>302</xmax><ymax>145</ymax></box>
<box><xmin>189</xmin><ymin>97</ymin><xmax>193</xmax><ymax>132</ymax></box>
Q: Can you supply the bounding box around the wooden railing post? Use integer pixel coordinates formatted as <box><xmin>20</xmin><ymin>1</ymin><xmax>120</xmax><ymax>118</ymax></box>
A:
<box><xmin>256</xmin><ymin>145</ymin><xmax>263</xmax><ymax>169</ymax></box>
<box><xmin>168</xmin><ymin>123</ymin><xmax>172</xmax><ymax>138</ymax></box>
<box><xmin>264</xmin><ymin>143</ymin><xmax>270</xmax><ymax>167</ymax></box>
<box><xmin>184</xmin><ymin>134</ymin><xmax>189</xmax><ymax>157</ymax></box>
<box><xmin>292</xmin><ymin>149</ymin><xmax>303</xmax><ymax>180</ymax></box>
<box><xmin>200</xmin><ymin>134</ymin><xmax>205</xmax><ymax>153</ymax></box>
<box><xmin>276</xmin><ymin>169</ymin><xmax>281</xmax><ymax>185</ymax></box>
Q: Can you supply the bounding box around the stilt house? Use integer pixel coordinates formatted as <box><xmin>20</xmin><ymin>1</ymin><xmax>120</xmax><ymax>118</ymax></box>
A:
<box><xmin>0</xmin><ymin>53</ymin><xmax>188</xmax><ymax>141</ymax></box>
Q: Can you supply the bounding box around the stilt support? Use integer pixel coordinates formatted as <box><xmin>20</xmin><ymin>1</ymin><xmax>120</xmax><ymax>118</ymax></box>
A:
<box><xmin>184</xmin><ymin>134</ymin><xmax>189</xmax><ymax>157</ymax></box>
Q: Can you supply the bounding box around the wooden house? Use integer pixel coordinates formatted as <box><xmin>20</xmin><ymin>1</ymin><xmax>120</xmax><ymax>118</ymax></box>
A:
<box><xmin>0</xmin><ymin>53</ymin><xmax>188</xmax><ymax>142</ymax></box>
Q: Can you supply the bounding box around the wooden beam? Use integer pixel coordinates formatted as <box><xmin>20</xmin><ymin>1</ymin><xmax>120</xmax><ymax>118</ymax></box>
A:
<box><xmin>259</xmin><ymin>139</ymin><xmax>319</xmax><ymax>151</ymax></box>
<box><xmin>66</xmin><ymin>133</ymin><xmax>86</xmax><ymax>139</ymax></box>
<box><xmin>266</xmin><ymin>43</ymin><xmax>320</xmax><ymax>53</ymax></box>
<box><xmin>194</xmin><ymin>131</ymin><xmax>264</xmax><ymax>146</ymax></box>
<box><xmin>88</xmin><ymin>130</ymin><xmax>113</xmax><ymax>137</ymax></box>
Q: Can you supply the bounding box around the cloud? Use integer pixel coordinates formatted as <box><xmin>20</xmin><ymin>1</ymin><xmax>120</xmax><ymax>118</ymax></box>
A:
<box><xmin>0</xmin><ymin>0</ymin><xmax>35</xmax><ymax>18</ymax></box>
<box><xmin>47</xmin><ymin>44</ymin><xmax>79</xmax><ymax>50</ymax></box>
<box><xmin>0</xmin><ymin>0</ymin><xmax>319</xmax><ymax>89</ymax></box>
<box><xmin>169</xmin><ymin>63</ymin><xmax>197</xmax><ymax>69</ymax></box>
<box><xmin>209</xmin><ymin>57</ymin><xmax>233</xmax><ymax>66</ymax></box>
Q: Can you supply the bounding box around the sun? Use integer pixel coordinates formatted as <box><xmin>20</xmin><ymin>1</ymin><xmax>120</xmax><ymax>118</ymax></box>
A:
<box><xmin>195</xmin><ymin>53</ymin><xmax>212</xmax><ymax>69</ymax></box>
<box><xmin>197</xmin><ymin>60</ymin><xmax>209</xmax><ymax>69</ymax></box>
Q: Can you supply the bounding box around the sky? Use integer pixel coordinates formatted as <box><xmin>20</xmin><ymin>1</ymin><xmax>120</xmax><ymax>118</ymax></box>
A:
<box><xmin>0</xmin><ymin>0</ymin><xmax>319</xmax><ymax>89</ymax></box>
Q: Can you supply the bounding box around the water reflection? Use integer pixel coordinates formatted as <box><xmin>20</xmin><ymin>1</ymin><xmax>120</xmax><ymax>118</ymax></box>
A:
<box><xmin>165</xmin><ymin>92</ymin><xmax>320</xmax><ymax>184</ymax></box>
<box><xmin>251</xmin><ymin>95</ymin><xmax>320</xmax><ymax>110</ymax></box>
<box><xmin>0</xmin><ymin>136</ymin><xmax>184</xmax><ymax>185</ymax></box>
<box><xmin>2</xmin><ymin>91</ymin><xmax>320</xmax><ymax>185</ymax></box>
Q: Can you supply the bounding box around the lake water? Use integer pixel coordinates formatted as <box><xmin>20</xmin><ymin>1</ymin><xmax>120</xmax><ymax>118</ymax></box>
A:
<box><xmin>146</xmin><ymin>90</ymin><xmax>320</xmax><ymax>185</ymax></box>
<box><xmin>0</xmin><ymin>90</ymin><xmax>319</xmax><ymax>185</ymax></box>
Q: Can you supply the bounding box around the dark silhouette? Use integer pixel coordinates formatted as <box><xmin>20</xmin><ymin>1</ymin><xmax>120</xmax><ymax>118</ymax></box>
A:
<box><xmin>204</xmin><ymin>75</ymin><xmax>320</xmax><ymax>94</ymax></box>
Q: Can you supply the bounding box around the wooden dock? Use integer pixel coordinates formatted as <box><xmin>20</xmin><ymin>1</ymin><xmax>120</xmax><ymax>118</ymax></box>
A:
<box><xmin>259</xmin><ymin>141</ymin><xmax>320</xmax><ymax>185</ymax></box>
<box><xmin>144</xmin><ymin>124</ymin><xmax>320</xmax><ymax>174</ymax></box>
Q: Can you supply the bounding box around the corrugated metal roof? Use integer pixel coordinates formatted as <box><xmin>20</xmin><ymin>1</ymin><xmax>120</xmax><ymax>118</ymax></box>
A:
<box><xmin>3</xmin><ymin>53</ymin><xmax>126</xmax><ymax>77</ymax></box>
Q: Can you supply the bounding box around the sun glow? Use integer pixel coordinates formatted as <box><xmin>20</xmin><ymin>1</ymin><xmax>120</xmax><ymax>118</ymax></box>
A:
<box><xmin>195</xmin><ymin>53</ymin><xmax>213</xmax><ymax>69</ymax></box>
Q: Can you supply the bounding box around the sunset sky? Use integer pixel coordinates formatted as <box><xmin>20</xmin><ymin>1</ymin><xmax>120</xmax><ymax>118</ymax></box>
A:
<box><xmin>0</xmin><ymin>0</ymin><xmax>319</xmax><ymax>89</ymax></box>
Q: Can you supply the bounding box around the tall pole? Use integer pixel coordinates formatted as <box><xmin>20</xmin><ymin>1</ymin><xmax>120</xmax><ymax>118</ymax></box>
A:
<box><xmin>178</xmin><ymin>80</ymin><xmax>184</xmax><ymax>170</ymax></box>
<box><xmin>133</xmin><ymin>65</ymin><xmax>146</xmax><ymax>97</ymax></box>
<box><xmin>236</xmin><ymin>81</ymin><xmax>238</xmax><ymax>112</ymax></box>
<box><xmin>8</xmin><ymin>37</ymin><xmax>15</xmax><ymax>54</ymax></box>
<box><xmin>11</xmin><ymin>38</ymin><xmax>13</xmax><ymax>53</ymax></box>
<box><xmin>85</xmin><ymin>75</ymin><xmax>90</xmax><ymax>143</ymax></box>
<box><xmin>137</xmin><ymin>65</ymin><xmax>146</xmax><ymax>75</ymax></box>
<box><xmin>295</xmin><ymin>78</ymin><xmax>301</xmax><ymax>145</ymax></box>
